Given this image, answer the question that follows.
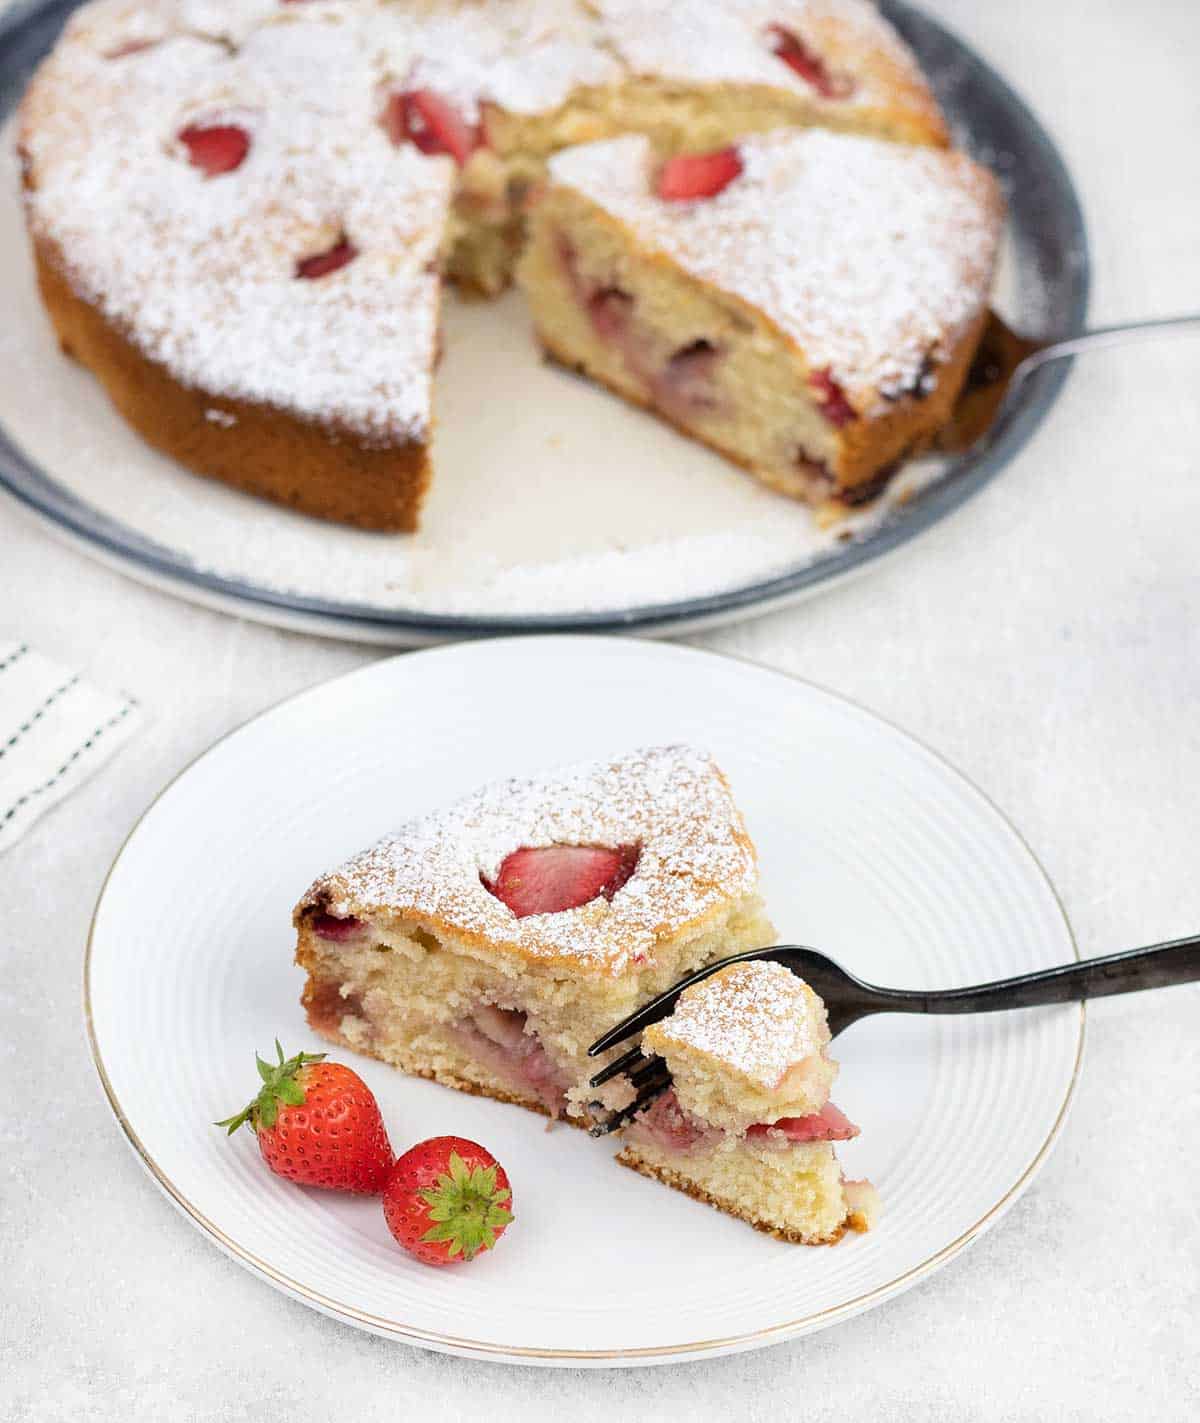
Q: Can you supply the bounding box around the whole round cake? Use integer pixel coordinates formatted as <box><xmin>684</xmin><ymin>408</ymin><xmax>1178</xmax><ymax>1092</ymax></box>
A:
<box><xmin>18</xmin><ymin>0</ymin><xmax>996</xmax><ymax>531</ymax></box>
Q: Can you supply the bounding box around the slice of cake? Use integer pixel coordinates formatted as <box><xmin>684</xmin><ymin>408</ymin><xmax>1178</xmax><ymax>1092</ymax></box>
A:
<box><xmin>518</xmin><ymin>127</ymin><xmax>1003</xmax><ymax>513</ymax></box>
<box><xmin>294</xmin><ymin>746</ymin><xmax>776</xmax><ymax>1123</ymax></box>
<box><xmin>618</xmin><ymin>960</ymin><xmax>878</xmax><ymax>1243</ymax></box>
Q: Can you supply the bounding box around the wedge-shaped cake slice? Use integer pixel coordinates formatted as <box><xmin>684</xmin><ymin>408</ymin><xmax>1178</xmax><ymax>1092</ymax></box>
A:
<box><xmin>294</xmin><ymin>746</ymin><xmax>775</xmax><ymax>1123</ymax></box>
<box><xmin>619</xmin><ymin>960</ymin><xmax>878</xmax><ymax>1243</ymax></box>
<box><xmin>519</xmin><ymin>128</ymin><xmax>1002</xmax><ymax>514</ymax></box>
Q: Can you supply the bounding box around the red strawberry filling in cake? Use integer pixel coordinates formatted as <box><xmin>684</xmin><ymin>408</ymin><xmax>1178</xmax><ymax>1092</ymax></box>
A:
<box><xmin>619</xmin><ymin>960</ymin><xmax>878</xmax><ymax>1242</ymax></box>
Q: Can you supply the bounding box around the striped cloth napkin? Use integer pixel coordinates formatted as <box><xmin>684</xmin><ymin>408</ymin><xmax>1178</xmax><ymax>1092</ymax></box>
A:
<box><xmin>0</xmin><ymin>640</ymin><xmax>141</xmax><ymax>854</ymax></box>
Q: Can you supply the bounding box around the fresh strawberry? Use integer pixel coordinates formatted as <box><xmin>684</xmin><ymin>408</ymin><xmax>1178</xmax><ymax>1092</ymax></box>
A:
<box><xmin>296</xmin><ymin>238</ymin><xmax>358</xmax><ymax>280</ymax></box>
<box><xmin>312</xmin><ymin>913</ymin><xmax>365</xmax><ymax>942</ymax></box>
<box><xmin>656</xmin><ymin>148</ymin><xmax>743</xmax><ymax>202</ymax></box>
<box><xmin>766</xmin><ymin>24</ymin><xmax>855</xmax><ymax>99</ymax></box>
<box><xmin>483</xmin><ymin>843</ymin><xmax>638</xmax><ymax>918</ymax></box>
<box><xmin>382</xmin><ymin>1136</ymin><xmax>513</xmax><ymax>1265</ymax></box>
<box><xmin>179</xmin><ymin>123</ymin><xmax>250</xmax><ymax>178</ymax></box>
<box><xmin>383</xmin><ymin>89</ymin><xmax>480</xmax><ymax>167</ymax></box>
<box><xmin>809</xmin><ymin>366</ymin><xmax>856</xmax><ymax>427</ymax></box>
<box><xmin>217</xmin><ymin>1042</ymin><xmax>393</xmax><ymax>1193</ymax></box>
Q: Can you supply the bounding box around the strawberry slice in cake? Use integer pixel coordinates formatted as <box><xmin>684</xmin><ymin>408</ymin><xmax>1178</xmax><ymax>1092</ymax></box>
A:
<box><xmin>294</xmin><ymin>746</ymin><xmax>776</xmax><ymax>1124</ymax></box>
<box><xmin>518</xmin><ymin>127</ymin><xmax>1003</xmax><ymax>514</ymax></box>
<box><xmin>618</xmin><ymin>960</ymin><xmax>878</xmax><ymax>1243</ymax></box>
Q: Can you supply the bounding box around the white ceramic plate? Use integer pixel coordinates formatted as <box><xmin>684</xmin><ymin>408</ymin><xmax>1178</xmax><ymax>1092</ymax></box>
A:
<box><xmin>86</xmin><ymin>638</ymin><xmax>1082</xmax><ymax>1366</ymax></box>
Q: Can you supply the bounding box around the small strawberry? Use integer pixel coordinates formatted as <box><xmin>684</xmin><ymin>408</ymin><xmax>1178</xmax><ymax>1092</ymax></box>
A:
<box><xmin>217</xmin><ymin>1042</ymin><xmax>393</xmax><ymax>1193</ymax></box>
<box><xmin>179</xmin><ymin>123</ymin><xmax>250</xmax><ymax>178</ymax></box>
<box><xmin>296</xmin><ymin>238</ymin><xmax>358</xmax><ymax>280</ymax></box>
<box><xmin>656</xmin><ymin>148</ymin><xmax>743</xmax><ymax>202</ymax></box>
<box><xmin>383</xmin><ymin>89</ymin><xmax>480</xmax><ymax>167</ymax></box>
<box><xmin>383</xmin><ymin>1137</ymin><xmax>513</xmax><ymax>1266</ymax></box>
<box><xmin>766</xmin><ymin>24</ymin><xmax>855</xmax><ymax>100</ymax></box>
<box><xmin>483</xmin><ymin>843</ymin><xmax>638</xmax><ymax>918</ymax></box>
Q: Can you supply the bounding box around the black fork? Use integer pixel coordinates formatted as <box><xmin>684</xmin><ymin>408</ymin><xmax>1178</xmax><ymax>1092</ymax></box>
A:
<box><xmin>584</xmin><ymin>934</ymin><xmax>1200</xmax><ymax>1136</ymax></box>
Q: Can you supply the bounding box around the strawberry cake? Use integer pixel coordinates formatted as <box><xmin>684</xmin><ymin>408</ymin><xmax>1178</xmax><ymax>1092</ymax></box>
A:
<box><xmin>621</xmin><ymin>959</ymin><xmax>877</xmax><ymax>1243</ymax></box>
<box><xmin>294</xmin><ymin>746</ymin><xmax>776</xmax><ymax>1123</ymax></box>
<box><xmin>17</xmin><ymin>0</ymin><xmax>974</xmax><ymax>530</ymax></box>
<box><xmin>518</xmin><ymin>128</ymin><xmax>1002</xmax><ymax>512</ymax></box>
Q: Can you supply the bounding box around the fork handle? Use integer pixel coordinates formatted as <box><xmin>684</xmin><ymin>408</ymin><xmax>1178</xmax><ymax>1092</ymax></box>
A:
<box><xmin>874</xmin><ymin>934</ymin><xmax>1200</xmax><ymax>1017</ymax></box>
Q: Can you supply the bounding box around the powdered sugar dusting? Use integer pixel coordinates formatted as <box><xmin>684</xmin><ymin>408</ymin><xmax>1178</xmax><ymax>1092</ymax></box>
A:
<box><xmin>19</xmin><ymin>0</ymin><xmax>950</xmax><ymax>437</ymax></box>
<box><xmin>648</xmin><ymin>960</ymin><xmax>830</xmax><ymax>1085</ymax></box>
<box><xmin>597</xmin><ymin>0</ymin><xmax>932</xmax><ymax>120</ymax></box>
<box><xmin>400</xmin><ymin>0</ymin><xmax>621</xmax><ymax>124</ymax></box>
<box><xmin>300</xmin><ymin>745</ymin><xmax>759</xmax><ymax>975</ymax></box>
<box><xmin>21</xmin><ymin>1</ymin><xmax>453</xmax><ymax>440</ymax></box>
<box><xmin>548</xmin><ymin>129</ymin><xmax>1001</xmax><ymax>405</ymax></box>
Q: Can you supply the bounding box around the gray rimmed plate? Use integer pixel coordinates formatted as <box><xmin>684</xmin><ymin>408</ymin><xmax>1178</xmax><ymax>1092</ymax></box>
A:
<box><xmin>0</xmin><ymin>1</ymin><xmax>1088</xmax><ymax>645</ymax></box>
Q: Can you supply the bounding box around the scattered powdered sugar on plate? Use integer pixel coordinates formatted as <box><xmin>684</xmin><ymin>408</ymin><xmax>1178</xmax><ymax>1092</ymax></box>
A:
<box><xmin>300</xmin><ymin>745</ymin><xmax>760</xmax><ymax>975</ymax></box>
<box><xmin>646</xmin><ymin>960</ymin><xmax>829</xmax><ymax>1085</ymax></box>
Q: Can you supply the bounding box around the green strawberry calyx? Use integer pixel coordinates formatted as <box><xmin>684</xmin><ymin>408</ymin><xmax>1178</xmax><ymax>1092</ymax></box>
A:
<box><xmin>215</xmin><ymin>1040</ymin><xmax>326</xmax><ymax>1135</ymax></box>
<box><xmin>420</xmin><ymin>1151</ymin><xmax>514</xmax><ymax>1261</ymax></box>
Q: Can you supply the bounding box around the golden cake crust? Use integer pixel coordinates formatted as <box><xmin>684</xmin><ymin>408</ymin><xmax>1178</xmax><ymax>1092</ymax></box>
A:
<box><xmin>536</xmin><ymin>317</ymin><xmax>987</xmax><ymax>508</ymax></box>
<box><xmin>30</xmin><ymin>235</ymin><xmax>432</xmax><ymax>532</ymax></box>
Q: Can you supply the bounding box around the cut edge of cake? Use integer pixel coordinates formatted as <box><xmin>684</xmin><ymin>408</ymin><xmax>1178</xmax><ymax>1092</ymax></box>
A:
<box><xmin>518</xmin><ymin>128</ymin><xmax>1002</xmax><ymax>514</ymax></box>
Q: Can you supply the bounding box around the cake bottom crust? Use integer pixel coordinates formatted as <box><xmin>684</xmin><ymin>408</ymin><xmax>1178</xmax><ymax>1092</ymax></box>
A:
<box><xmin>30</xmin><ymin>236</ymin><xmax>432</xmax><ymax>533</ymax></box>
<box><xmin>615</xmin><ymin>1147</ymin><xmax>867</xmax><ymax>1246</ymax></box>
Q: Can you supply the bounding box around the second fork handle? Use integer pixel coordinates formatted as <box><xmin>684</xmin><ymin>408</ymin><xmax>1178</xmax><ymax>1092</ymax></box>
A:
<box><xmin>896</xmin><ymin>934</ymin><xmax>1200</xmax><ymax>1015</ymax></box>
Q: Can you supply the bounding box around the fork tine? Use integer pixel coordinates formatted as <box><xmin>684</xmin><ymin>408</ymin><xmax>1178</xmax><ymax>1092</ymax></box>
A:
<box><xmin>588</xmin><ymin>1045</ymin><xmax>646</xmax><ymax>1089</ymax></box>
<box><xmin>628</xmin><ymin>1055</ymin><xmax>666</xmax><ymax>1087</ymax></box>
<box><xmin>586</xmin><ymin>1063</ymin><xmax>672</xmax><ymax>1137</ymax></box>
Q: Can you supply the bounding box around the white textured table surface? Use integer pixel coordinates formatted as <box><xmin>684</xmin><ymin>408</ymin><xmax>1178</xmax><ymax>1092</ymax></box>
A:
<box><xmin>4</xmin><ymin>1</ymin><xmax>1199</xmax><ymax>1418</ymax></box>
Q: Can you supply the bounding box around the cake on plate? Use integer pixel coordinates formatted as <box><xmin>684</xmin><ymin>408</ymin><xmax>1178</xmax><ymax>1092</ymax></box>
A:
<box><xmin>294</xmin><ymin>745</ymin><xmax>776</xmax><ymax>1122</ymax></box>
<box><xmin>620</xmin><ymin>959</ymin><xmax>878</xmax><ymax>1242</ymax></box>
<box><xmin>518</xmin><ymin>128</ymin><xmax>1003</xmax><ymax>513</ymax></box>
<box><xmin>18</xmin><ymin>0</ymin><xmax>963</xmax><ymax>530</ymax></box>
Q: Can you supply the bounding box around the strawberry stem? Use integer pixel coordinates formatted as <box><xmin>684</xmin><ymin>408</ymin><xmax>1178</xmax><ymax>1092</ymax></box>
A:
<box><xmin>418</xmin><ymin>1151</ymin><xmax>514</xmax><ymax>1261</ymax></box>
<box><xmin>215</xmin><ymin>1041</ymin><xmax>326</xmax><ymax>1135</ymax></box>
